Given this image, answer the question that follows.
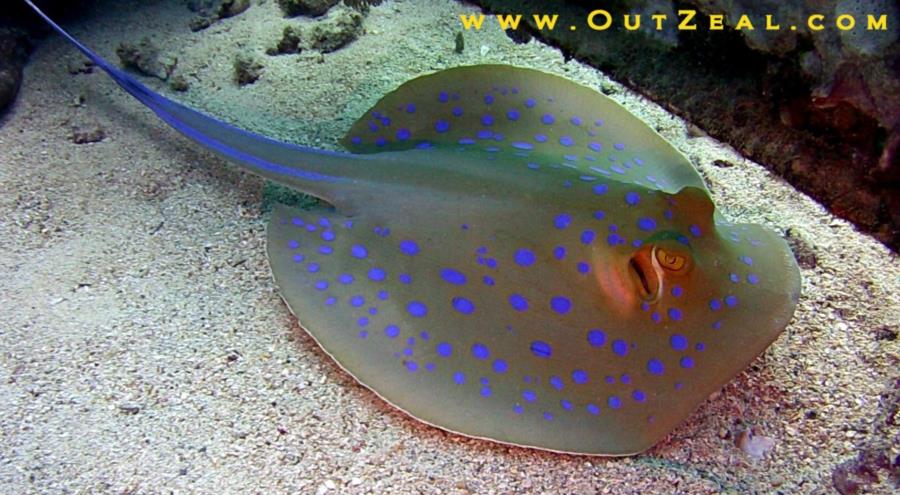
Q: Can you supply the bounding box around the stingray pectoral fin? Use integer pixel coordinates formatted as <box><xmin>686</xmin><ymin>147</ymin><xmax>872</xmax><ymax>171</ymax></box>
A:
<box><xmin>340</xmin><ymin>64</ymin><xmax>707</xmax><ymax>194</ymax></box>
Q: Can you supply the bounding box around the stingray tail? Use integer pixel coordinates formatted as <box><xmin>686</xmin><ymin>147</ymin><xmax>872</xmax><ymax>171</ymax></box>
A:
<box><xmin>22</xmin><ymin>0</ymin><xmax>369</xmax><ymax>202</ymax></box>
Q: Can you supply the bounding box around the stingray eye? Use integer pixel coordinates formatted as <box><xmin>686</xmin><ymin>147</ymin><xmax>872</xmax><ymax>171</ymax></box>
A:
<box><xmin>629</xmin><ymin>245</ymin><xmax>662</xmax><ymax>302</ymax></box>
<box><xmin>654</xmin><ymin>247</ymin><xmax>691</xmax><ymax>274</ymax></box>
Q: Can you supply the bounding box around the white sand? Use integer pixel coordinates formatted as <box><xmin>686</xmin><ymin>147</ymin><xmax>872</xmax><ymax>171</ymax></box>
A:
<box><xmin>1</xmin><ymin>0</ymin><xmax>897</xmax><ymax>493</ymax></box>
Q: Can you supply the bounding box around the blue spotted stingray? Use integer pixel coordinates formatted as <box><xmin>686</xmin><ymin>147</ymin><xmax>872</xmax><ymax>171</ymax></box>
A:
<box><xmin>27</xmin><ymin>0</ymin><xmax>801</xmax><ymax>455</ymax></box>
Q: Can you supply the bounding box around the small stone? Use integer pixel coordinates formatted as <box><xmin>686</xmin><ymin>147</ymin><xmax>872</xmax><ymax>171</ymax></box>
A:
<box><xmin>116</xmin><ymin>37</ymin><xmax>176</xmax><ymax>81</ymax></box>
<box><xmin>349</xmin><ymin>477</ymin><xmax>362</xmax><ymax>486</ymax></box>
<box><xmin>70</xmin><ymin>121</ymin><xmax>106</xmax><ymax>144</ymax></box>
<box><xmin>169</xmin><ymin>74</ymin><xmax>190</xmax><ymax>92</ymax></box>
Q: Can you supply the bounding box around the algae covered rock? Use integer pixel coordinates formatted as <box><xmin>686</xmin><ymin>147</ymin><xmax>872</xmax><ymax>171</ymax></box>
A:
<box><xmin>116</xmin><ymin>37</ymin><xmax>176</xmax><ymax>81</ymax></box>
<box><xmin>277</xmin><ymin>0</ymin><xmax>339</xmax><ymax>18</ymax></box>
<box><xmin>234</xmin><ymin>54</ymin><xmax>263</xmax><ymax>86</ymax></box>
<box><xmin>308</xmin><ymin>5</ymin><xmax>364</xmax><ymax>53</ymax></box>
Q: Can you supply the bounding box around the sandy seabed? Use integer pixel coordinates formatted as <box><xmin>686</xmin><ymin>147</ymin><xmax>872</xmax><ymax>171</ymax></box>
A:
<box><xmin>1</xmin><ymin>1</ymin><xmax>897</xmax><ymax>493</ymax></box>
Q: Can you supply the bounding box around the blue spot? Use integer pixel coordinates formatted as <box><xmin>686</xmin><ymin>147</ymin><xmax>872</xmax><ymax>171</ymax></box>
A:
<box><xmin>425</xmin><ymin>363</ymin><xmax>435</xmax><ymax>372</ymax></box>
<box><xmin>407</xmin><ymin>301</ymin><xmax>428</xmax><ymax>318</ymax></box>
<box><xmin>375</xmin><ymin>137</ymin><xmax>387</xmax><ymax>147</ymax></box>
<box><xmin>587</xmin><ymin>329</ymin><xmax>606</xmax><ymax>347</ymax></box>
<box><xmin>351</xmin><ymin>244</ymin><xmax>368</xmax><ymax>259</ymax></box>
<box><xmin>637</xmin><ymin>218</ymin><xmax>657</xmax><ymax>231</ymax></box>
<box><xmin>725</xmin><ymin>295</ymin><xmax>739</xmax><ymax>307</ymax></box>
<box><xmin>405</xmin><ymin>103</ymin><xmax>416</xmax><ymax>113</ymax></box>
<box><xmin>696</xmin><ymin>342</ymin><xmax>706</xmax><ymax>351</ymax></box>
<box><xmin>553</xmin><ymin>246</ymin><xmax>566</xmax><ymax>260</ymax></box>
<box><xmin>452</xmin><ymin>297</ymin><xmax>475</xmax><ymax>314</ymax></box>
<box><xmin>453</xmin><ymin>371</ymin><xmax>465</xmax><ymax>384</ymax></box>
<box><xmin>554</xmin><ymin>214</ymin><xmax>571</xmax><ymax>229</ymax></box>
<box><xmin>384</xmin><ymin>325</ymin><xmax>400</xmax><ymax>339</ymax></box>
<box><xmin>572</xmin><ymin>369</ymin><xmax>589</xmax><ymax>384</ymax></box>
<box><xmin>625</xmin><ymin>192</ymin><xmax>640</xmax><ymax>205</ymax></box>
<box><xmin>472</xmin><ymin>343</ymin><xmax>490</xmax><ymax>360</ymax></box>
<box><xmin>441</xmin><ymin>268</ymin><xmax>467</xmax><ymax>285</ymax></box>
<box><xmin>541</xmin><ymin>113</ymin><xmax>555</xmax><ymax>125</ymax></box>
<box><xmin>670</xmin><ymin>334</ymin><xmax>688</xmax><ymax>351</ymax></box>
<box><xmin>709</xmin><ymin>298</ymin><xmax>722</xmax><ymax>311</ymax></box>
<box><xmin>338</xmin><ymin>273</ymin><xmax>354</xmax><ymax>285</ymax></box>
<box><xmin>314</xmin><ymin>280</ymin><xmax>328</xmax><ymax>291</ymax></box>
<box><xmin>690</xmin><ymin>224</ymin><xmax>702</xmax><ymax>237</ymax></box>
<box><xmin>612</xmin><ymin>339</ymin><xmax>628</xmax><ymax>356</ymax></box>
<box><xmin>480</xmin><ymin>117</ymin><xmax>494</xmax><ymax>129</ymax></box>
<box><xmin>320</xmin><ymin>231</ymin><xmax>334</xmax><ymax>242</ymax></box>
<box><xmin>534</xmin><ymin>134</ymin><xmax>547</xmax><ymax>143</ymax></box>
<box><xmin>588</xmin><ymin>141</ymin><xmax>602</xmax><ymax>152</ymax></box>
<box><xmin>349</xmin><ymin>295</ymin><xmax>365</xmax><ymax>307</ymax></box>
<box><xmin>647</xmin><ymin>359</ymin><xmax>664</xmax><ymax>375</ymax></box>
<box><xmin>358</xmin><ymin>330</ymin><xmax>368</xmax><ymax>339</ymax></box>
<box><xmin>651</xmin><ymin>311</ymin><xmax>661</xmax><ymax>323</ymax></box>
<box><xmin>505</xmin><ymin>109</ymin><xmax>521</xmax><ymax>121</ymax></box>
<box><xmin>577</xmin><ymin>262</ymin><xmax>590</xmax><ymax>274</ymax></box>
<box><xmin>377</xmin><ymin>290</ymin><xmax>389</xmax><ymax>300</ymax></box>
<box><xmin>452</xmin><ymin>106</ymin><xmax>463</xmax><ymax>117</ymax></box>
<box><xmin>668</xmin><ymin>308</ymin><xmax>683</xmax><ymax>321</ymax></box>
<box><xmin>632</xmin><ymin>390</ymin><xmax>646</xmax><ymax>402</ymax></box>
<box><xmin>671</xmin><ymin>286</ymin><xmax>683</xmax><ymax>297</ymax></box>
<box><xmin>513</xmin><ymin>405</ymin><xmax>524</xmax><ymax>414</ymax></box>
<box><xmin>587</xmin><ymin>403</ymin><xmax>600</xmax><ymax>415</ymax></box>
<box><xmin>530</xmin><ymin>341</ymin><xmax>552</xmax><ymax>358</ymax></box>
<box><xmin>614</xmin><ymin>143</ymin><xmax>625</xmax><ymax>151</ymax></box>
<box><xmin>438</xmin><ymin>91</ymin><xmax>449</xmax><ymax>102</ymax></box>
<box><xmin>480</xmin><ymin>386</ymin><xmax>492</xmax><ymax>397</ymax></box>
<box><xmin>559</xmin><ymin>136</ymin><xmax>574</xmax><ymax>147</ymax></box>
<box><xmin>511</xmin><ymin>141</ymin><xmax>533</xmax><ymax>150</ymax></box>
<box><xmin>525</xmin><ymin>98</ymin><xmax>536</xmax><ymax>108</ymax></box>
<box><xmin>522</xmin><ymin>390</ymin><xmax>537</xmax><ymax>402</ymax></box>
<box><xmin>492</xmin><ymin>359</ymin><xmax>508</xmax><ymax>374</ymax></box>
<box><xmin>550</xmin><ymin>296</ymin><xmax>571</xmax><ymax>314</ymax></box>
<box><xmin>307</xmin><ymin>262</ymin><xmax>320</xmax><ymax>273</ymax></box>
<box><xmin>514</xmin><ymin>248</ymin><xmax>536</xmax><ymax>266</ymax></box>
<box><xmin>620</xmin><ymin>374</ymin><xmax>631</xmax><ymax>384</ymax></box>
<box><xmin>592</xmin><ymin>183</ymin><xmax>608</xmax><ymax>195</ymax></box>
<box><xmin>318</xmin><ymin>245</ymin><xmax>333</xmax><ymax>255</ymax></box>
<box><xmin>560</xmin><ymin>399</ymin><xmax>573</xmax><ymax>410</ymax></box>
<box><xmin>571</xmin><ymin>116</ymin><xmax>582</xmax><ymax>126</ymax></box>
<box><xmin>484</xmin><ymin>94</ymin><xmax>494</xmax><ymax>105</ymax></box>
<box><xmin>729</xmin><ymin>273</ymin><xmax>741</xmax><ymax>283</ymax></box>
<box><xmin>435</xmin><ymin>120</ymin><xmax>450</xmax><ymax>133</ymax></box>
<box><xmin>740</xmin><ymin>255</ymin><xmax>753</xmax><ymax>266</ymax></box>
<box><xmin>324</xmin><ymin>297</ymin><xmax>336</xmax><ymax>306</ymax></box>
<box><xmin>680</xmin><ymin>356</ymin><xmax>694</xmax><ymax>369</ymax></box>
<box><xmin>593</xmin><ymin>210</ymin><xmax>605</xmax><ymax>220</ymax></box>
<box><xmin>399</xmin><ymin>240</ymin><xmax>420</xmax><ymax>256</ymax></box>
<box><xmin>482</xmin><ymin>275</ymin><xmax>495</xmax><ymax>286</ymax></box>
<box><xmin>436</xmin><ymin>342</ymin><xmax>452</xmax><ymax>357</ymax></box>
<box><xmin>396</xmin><ymin>128</ymin><xmax>411</xmax><ymax>141</ymax></box>
<box><xmin>550</xmin><ymin>376</ymin><xmax>564</xmax><ymax>390</ymax></box>
<box><xmin>509</xmin><ymin>294</ymin><xmax>529</xmax><ymax>312</ymax></box>
<box><xmin>405</xmin><ymin>361</ymin><xmax>419</xmax><ymax>372</ymax></box>
<box><xmin>747</xmin><ymin>273</ymin><xmax>760</xmax><ymax>284</ymax></box>
<box><xmin>368</xmin><ymin>267</ymin><xmax>386</xmax><ymax>282</ymax></box>
<box><xmin>608</xmin><ymin>396</ymin><xmax>622</xmax><ymax>409</ymax></box>
<box><xmin>580</xmin><ymin>230</ymin><xmax>595</xmax><ymax>244</ymax></box>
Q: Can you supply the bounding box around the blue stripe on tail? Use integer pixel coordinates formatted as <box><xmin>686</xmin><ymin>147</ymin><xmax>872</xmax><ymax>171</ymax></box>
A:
<box><xmin>23</xmin><ymin>0</ymin><xmax>344</xmax><ymax>184</ymax></box>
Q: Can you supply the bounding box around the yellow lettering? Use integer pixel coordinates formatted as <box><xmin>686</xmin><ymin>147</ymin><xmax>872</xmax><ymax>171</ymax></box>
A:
<box><xmin>734</xmin><ymin>14</ymin><xmax>755</xmax><ymax>30</ymax></box>
<box><xmin>678</xmin><ymin>9</ymin><xmax>697</xmax><ymax>30</ymax></box>
<box><xmin>651</xmin><ymin>14</ymin><xmax>667</xmax><ymax>30</ymax></box>
<box><xmin>765</xmin><ymin>14</ymin><xmax>780</xmax><ymax>30</ymax></box>
<box><xmin>533</xmin><ymin>14</ymin><xmax>559</xmax><ymax>30</ymax></box>
<box><xmin>867</xmin><ymin>14</ymin><xmax>887</xmax><ymax>30</ymax></box>
<box><xmin>495</xmin><ymin>14</ymin><xmax>521</xmax><ymax>30</ymax></box>
<box><xmin>808</xmin><ymin>14</ymin><xmax>825</xmax><ymax>31</ymax></box>
<box><xmin>708</xmin><ymin>14</ymin><xmax>724</xmax><ymax>30</ymax></box>
<box><xmin>459</xmin><ymin>14</ymin><xmax>485</xmax><ymax>30</ymax></box>
<box><xmin>623</xmin><ymin>14</ymin><xmax>641</xmax><ymax>31</ymax></box>
<box><xmin>587</xmin><ymin>10</ymin><xmax>612</xmax><ymax>31</ymax></box>
<box><xmin>836</xmin><ymin>14</ymin><xmax>855</xmax><ymax>30</ymax></box>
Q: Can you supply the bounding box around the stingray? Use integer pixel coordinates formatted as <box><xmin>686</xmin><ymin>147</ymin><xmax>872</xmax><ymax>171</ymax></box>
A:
<box><xmin>25</xmin><ymin>0</ymin><xmax>800</xmax><ymax>455</ymax></box>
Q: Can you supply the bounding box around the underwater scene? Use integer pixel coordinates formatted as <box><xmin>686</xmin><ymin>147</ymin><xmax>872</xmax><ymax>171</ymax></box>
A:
<box><xmin>0</xmin><ymin>0</ymin><xmax>897</xmax><ymax>493</ymax></box>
